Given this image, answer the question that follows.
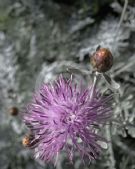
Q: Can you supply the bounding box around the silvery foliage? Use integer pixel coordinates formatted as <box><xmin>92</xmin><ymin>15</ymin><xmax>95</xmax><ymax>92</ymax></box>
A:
<box><xmin>0</xmin><ymin>0</ymin><xmax>135</xmax><ymax>169</ymax></box>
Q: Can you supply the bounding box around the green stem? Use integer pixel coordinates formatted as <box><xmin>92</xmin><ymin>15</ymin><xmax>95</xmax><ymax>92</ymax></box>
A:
<box><xmin>90</xmin><ymin>71</ymin><xmax>100</xmax><ymax>101</ymax></box>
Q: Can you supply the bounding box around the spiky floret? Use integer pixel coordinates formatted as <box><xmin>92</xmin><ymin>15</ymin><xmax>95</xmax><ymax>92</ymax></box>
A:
<box><xmin>23</xmin><ymin>76</ymin><xmax>113</xmax><ymax>163</ymax></box>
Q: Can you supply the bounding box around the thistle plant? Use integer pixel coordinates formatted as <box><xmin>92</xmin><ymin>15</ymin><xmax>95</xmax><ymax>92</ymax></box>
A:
<box><xmin>22</xmin><ymin>47</ymin><xmax>118</xmax><ymax>164</ymax></box>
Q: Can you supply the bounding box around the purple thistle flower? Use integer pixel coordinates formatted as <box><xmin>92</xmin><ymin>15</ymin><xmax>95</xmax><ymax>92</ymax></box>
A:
<box><xmin>23</xmin><ymin>75</ymin><xmax>113</xmax><ymax>163</ymax></box>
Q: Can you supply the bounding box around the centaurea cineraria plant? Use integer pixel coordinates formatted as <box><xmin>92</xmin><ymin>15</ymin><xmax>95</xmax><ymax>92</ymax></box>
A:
<box><xmin>22</xmin><ymin>47</ymin><xmax>119</xmax><ymax>164</ymax></box>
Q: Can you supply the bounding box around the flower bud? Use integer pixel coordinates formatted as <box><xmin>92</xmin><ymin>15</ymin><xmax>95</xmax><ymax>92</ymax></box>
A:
<box><xmin>9</xmin><ymin>107</ymin><xmax>19</xmax><ymax>116</ymax></box>
<box><xmin>90</xmin><ymin>48</ymin><xmax>113</xmax><ymax>73</ymax></box>
<box><xmin>22</xmin><ymin>135</ymin><xmax>31</xmax><ymax>147</ymax></box>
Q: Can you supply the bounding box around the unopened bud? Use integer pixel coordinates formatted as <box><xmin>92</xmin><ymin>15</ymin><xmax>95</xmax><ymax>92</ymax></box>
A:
<box><xmin>90</xmin><ymin>48</ymin><xmax>113</xmax><ymax>73</ymax></box>
<box><xmin>9</xmin><ymin>107</ymin><xmax>19</xmax><ymax>116</ymax></box>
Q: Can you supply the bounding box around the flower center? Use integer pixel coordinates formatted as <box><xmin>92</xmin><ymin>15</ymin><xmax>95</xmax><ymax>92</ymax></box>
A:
<box><xmin>67</xmin><ymin>114</ymin><xmax>76</xmax><ymax>123</ymax></box>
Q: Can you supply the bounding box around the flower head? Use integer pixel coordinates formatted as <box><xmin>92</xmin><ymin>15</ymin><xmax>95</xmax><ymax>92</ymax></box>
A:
<box><xmin>23</xmin><ymin>75</ymin><xmax>113</xmax><ymax>163</ymax></box>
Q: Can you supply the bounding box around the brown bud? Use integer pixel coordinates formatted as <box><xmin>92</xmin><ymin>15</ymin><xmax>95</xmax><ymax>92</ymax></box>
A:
<box><xmin>9</xmin><ymin>107</ymin><xmax>19</xmax><ymax>116</ymax></box>
<box><xmin>22</xmin><ymin>135</ymin><xmax>31</xmax><ymax>147</ymax></box>
<box><xmin>90</xmin><ymin>48</ymin><xmax>113</xmax><ymax>73</ymax></box>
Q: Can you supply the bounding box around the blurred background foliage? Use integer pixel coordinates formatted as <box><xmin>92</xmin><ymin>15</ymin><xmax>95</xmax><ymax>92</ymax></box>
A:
<box><xmin>0</xmin><ymin>0</ymin><xmax>135</xmax><ymax>169</ymax></box>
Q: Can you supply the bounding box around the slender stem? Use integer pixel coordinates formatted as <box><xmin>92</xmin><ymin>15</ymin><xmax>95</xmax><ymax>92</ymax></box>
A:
<box><xmin>113</xmin><ymin>0</ymin><xmax>128</xmax><ymax>48</ymax></box>
<box><xmin>90</xmin><ymin>72</ymin><xmax>100</xmax><ymax>101</ymax></box>
<box><xmin>117</xmin><ymin>0</ymin><xmax>128</xmax><ymax>31</ymax></box>
<box><xmin>105</xmin><ymin>125</ymin><xmax>116</xmax><ymax>169</ymax></box>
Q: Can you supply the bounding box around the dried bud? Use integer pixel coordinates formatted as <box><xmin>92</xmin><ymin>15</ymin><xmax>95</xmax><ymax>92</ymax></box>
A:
<box><xmin>90</xmin><ymin>48</ymin><xmax>113</xmax><ymax>73</ymax></box>
<box><xmin>9</xmin><ymin>107</ymin><xmax>19</xmax><ymax>116</ymax></box>
<box><xmin>22</xmin><ymin>135</ymin><xmax>31</xmax><ymax>147</ymax></box>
